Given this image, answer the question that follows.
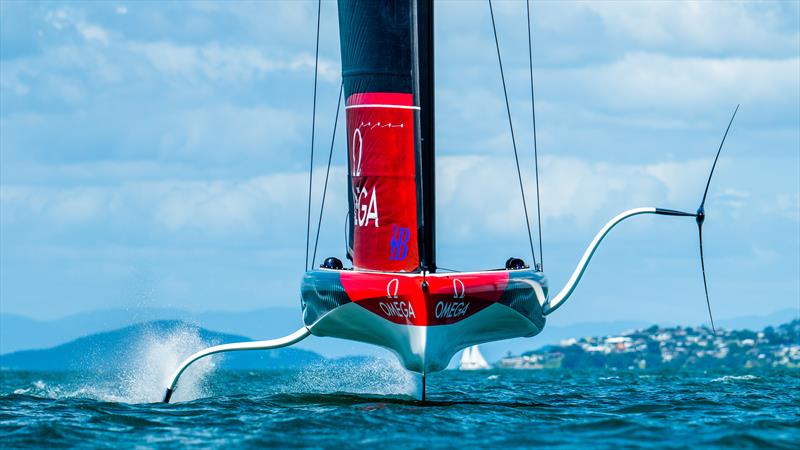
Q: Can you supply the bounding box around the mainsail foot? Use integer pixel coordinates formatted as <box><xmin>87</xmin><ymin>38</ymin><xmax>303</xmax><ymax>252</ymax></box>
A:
<box><xmin>162</xmin><ymin>327</ymin><xmax>310</xmax><ymax>403</ymax></box>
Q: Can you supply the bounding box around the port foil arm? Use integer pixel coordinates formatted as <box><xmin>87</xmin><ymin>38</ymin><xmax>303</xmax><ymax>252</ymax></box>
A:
<box><xmin>162</xmin><ymin>326</ymin><xmax>311</xmax><ymax>403</ymax></box>
<box><xmin>543</xmin><ymin>207</ymin><xmax>695</xmax><ymax>316</ymax></box>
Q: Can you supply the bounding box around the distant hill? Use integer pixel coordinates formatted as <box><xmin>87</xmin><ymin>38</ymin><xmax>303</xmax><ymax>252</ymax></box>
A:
<box><xmin>1</xmin><ymin>307</ymin><xmax>796</xmax><ymax>362</ymax></box>
<box><xmin>0</xmin><ymin>320</ymin><xmax>323</xmax><ymax>371</ymax></box>
<box><xmin>479</xmin><ymin>309</ymin><xmax>799</xmax><ymax>363</ymax></box>
<box><xmin>477</xmin><ymin>319</ymin><xmax>651</xmax><ymax>363</ymax></box>
<box><xmin>0</xmin><ymin>307</ymin><xmax>388</xmax><ymax>359</ymax></box>
<box><xmin>716</xmin><ymin>309</ymin><xmax>800</xmax><ymax>332</ymax></box>
<box><xmin>0</xmin><ymin>307</ymin><xmax>303</xmax><ymax>354</ymax></box>
<box><xmin>500</xmin><ymin>319</ymin><xmax>800</xmax><ymax>370</ymax></box>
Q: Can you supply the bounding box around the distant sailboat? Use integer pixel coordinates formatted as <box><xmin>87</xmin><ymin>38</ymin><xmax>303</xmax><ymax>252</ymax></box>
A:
<box><xmin>460</xmin><ymin>345</ymin><xmax>490</xmax><ymax>371</ymax></box>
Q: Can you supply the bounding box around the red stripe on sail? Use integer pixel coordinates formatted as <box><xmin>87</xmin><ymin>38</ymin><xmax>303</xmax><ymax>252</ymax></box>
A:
<box><xmin>347</xmin><ymin>92</ymin><xmax>415</xmax><ymax>107</ymax></box>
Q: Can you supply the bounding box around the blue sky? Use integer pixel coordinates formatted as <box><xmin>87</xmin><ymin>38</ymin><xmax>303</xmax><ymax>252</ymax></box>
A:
<box><xmin>1</xmin><ymin>1</ymin><xmax>798</xmax><ymax>326</ymax></box>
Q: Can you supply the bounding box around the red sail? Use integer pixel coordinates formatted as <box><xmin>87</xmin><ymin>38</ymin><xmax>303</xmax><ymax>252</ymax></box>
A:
<box><xmin>347</xmin><ymin>93</ymin><xmax>420</xmax><ymax>272</ymax></box>
<box><xmin>338</xmin><ymin>0</ymin><xmax>425</xmax><ymax>272</ymax></box>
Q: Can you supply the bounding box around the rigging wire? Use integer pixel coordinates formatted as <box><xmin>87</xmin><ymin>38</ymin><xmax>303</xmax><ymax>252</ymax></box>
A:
<box><xmin>305</xmin><ymin>0</ymin><xmax>322</xmax><ymax>271</ymax></box>
<box><xmin>488</xmin><ymin>0</ymin><xmax>538</xmax><ymax>268</ymax></box>
<box><xmin>343</xmin><ymin>211</ymin><xmax>351</xmax><ymax>259</ymax></box>
<box><xmin>526</xmin><ymin>0</ymin><xmax>544</xmax><ymax>271</ymax></box>
<box><xmin>311</xmin><ymin>82</ymin><xmax>344</xmax><ymax>268</ymax></box>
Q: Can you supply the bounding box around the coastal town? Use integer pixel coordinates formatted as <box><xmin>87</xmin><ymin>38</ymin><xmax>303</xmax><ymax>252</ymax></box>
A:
<box><xmin>499</xmin><ymin>320</ymin><xmax>800</xmax><ymax>370</ymax></box>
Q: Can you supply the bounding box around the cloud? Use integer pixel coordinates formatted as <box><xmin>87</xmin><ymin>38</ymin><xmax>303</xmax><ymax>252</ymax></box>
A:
<box><xmin>5</xmin><ymin>152</ymin><xmax>795</xmax><ymax>245</ymax></box>
<box><xmin>45</xmin><ymin>8</ymin><xmax>109</xmax><ymax>45</ymax></box>
<box><xmin>0</xmin><ymin>102</ymin><xmax>313</xmax><ymax>170</ymax></box>
<box><xmin>579</xmin><ymin>1</ymin><xmax>799</xmax><ymax>57</ymax></box>
<box><xmin>150</xmin><ymin>174</ymin><xmax>309</xmax><ymax>233</ymax></box>
<box><xmin>0</xmin><ymin>166</ymin><xmax>349</xmax><ymax>238</ymax></box>
<box><xmin>762</xmin><ymin>192</ymin><xmax>800</xmax><ymax>222</ymax></box>
<box><xmin>128</xmin><ymin>42</ymin><xmax>339</xmax><ymax>84</ymax></box>
<box><xmin>154</xmin><ymin>104</ymin><xmax>308</xmax><ymax>162</ymax></box>
<box><xmin>543</xmin><ymin>53</ymin><xmax>799</xmax><ymax>115</ymax></box>
<box><xmin>1</xmin><ymin>185</ymin><xmax>113</xmax><ymax>225</ymax></box>
<box><xmin>483</xmin><ymin>1</ymin><xmax>798</xmax><ymax>61</ymax></box>
<box><xmin>436</xmin><ymin>155</ymin><xmax>741</xmax><ymax>242</ymax></box>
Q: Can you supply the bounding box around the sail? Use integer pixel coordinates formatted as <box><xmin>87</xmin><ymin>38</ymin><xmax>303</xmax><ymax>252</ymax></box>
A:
<box><xmin>460</xmin><ymin>346</ymin><xmax>472</xmax><ymax>365</ymax></box>
<box><xmin>460</xmin><ymin>345</ymin><xmax>491</xmax><ymax>370</ymax></box>
<box><xmin>337</xmin><ymin>0</ymin><xmax>430</xmax><ymax>272</ymax></box>
<box><xmin>471</xmin><ymin>346</ymin><xmax>490</xmax><ymax>368</ymax></box>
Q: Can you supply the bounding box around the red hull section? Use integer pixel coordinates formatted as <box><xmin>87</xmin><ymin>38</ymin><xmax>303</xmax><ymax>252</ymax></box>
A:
<box><xmin>337</xmin><ymin>271</ymin><xmax>513</xmax><ymax>326</ymax></box>
<box><xmin>346</xmin><ymin>92</ymin><xmax>420</xmax><ymax>272</ymax></box>
<box><xmin>301</xmin><ymin>267</ymin><xmax>547</xmax><ymax>374</ymax></box>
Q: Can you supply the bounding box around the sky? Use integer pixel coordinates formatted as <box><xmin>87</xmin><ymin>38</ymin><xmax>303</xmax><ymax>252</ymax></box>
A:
<box><xmin>1</xmin><ymin>1</ymin><xmax>798</xmax><ymax>327</ymax></box>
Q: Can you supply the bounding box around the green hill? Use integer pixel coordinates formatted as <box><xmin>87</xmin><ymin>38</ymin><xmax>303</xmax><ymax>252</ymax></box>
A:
<box><xmin>499</xmin><ymin>319</ymin><xmax>800</xmax><ymax>370</ymax></box>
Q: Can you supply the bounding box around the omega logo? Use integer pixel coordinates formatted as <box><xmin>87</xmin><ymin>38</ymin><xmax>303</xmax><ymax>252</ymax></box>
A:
<box><xmin>351</xmin><ymin>128</ymin><xmax>363</xmax><ymax>177</ymax></box>
<box><xmin>386</xmin><ymin>278</ymin><xmax>399</xmax><ymax>299</ymax></box>
<box><xmin>453</xmin><ymin>278</ymin><xmax>465</xmax><ymax>299</ymax></box>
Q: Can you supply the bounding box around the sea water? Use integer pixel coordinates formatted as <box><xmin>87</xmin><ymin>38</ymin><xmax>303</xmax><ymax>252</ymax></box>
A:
<box><xmin>2</xmin><ymin>367</ymin><xmax>798</xmax><ymax>448</ymax></box>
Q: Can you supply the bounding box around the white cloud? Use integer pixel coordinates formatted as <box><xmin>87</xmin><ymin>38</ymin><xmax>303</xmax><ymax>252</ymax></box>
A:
<box><xmin>762</xmin><ymin>192</ymin><xmax>800</xmax><ymax>222</ymax></box>
<box><xmin>436</xmin><ymin>155</ymin><xmax>744</xmax><ymax>242</ymax></box>
<box><xmin>540</xmin><ymin>53</ymin><xmax>799</xmax><ymax>113</ymax></box>
<box><xmin>1</xmin><ymin>185</ymin><xmax>114</xmax><ymax>225</ymax></box>
<box><xmin>644</xmin><ymin>159</ymin><xmax>718</xmax><ymax>204</ymax></box>
<box><xmin>150</xmin><ymin>175</ymin><xmax>304</xmax><ymax>233</ymax></box>
<box><xmin>1</xmin><ymin>167</ymin><xmax>349</xmax><ymax>236</ymax></box>
<box><xmin>154</xmin><ymin>104</ymin><xmax>307</xmax><ymax>161</ymax></box>
<box><xmin>128</xmin><ymin>41</ymin><xmax>339</xmax><ymax>84</ymax></box>
<box><xmin>7</xmin><ymin>153</ymin><xmax>793</xmax><ymax>243</ymax></box>
<box><xmin>580</xmin><ymin>1</ymin><xmax>799</xmax><ymax>56</ymax></box>
<box><xmin>44</xmin><ymin>9</ymin><xmax>70</xmax><ymax>30</ymax></box>
<box><xmin>45</xmin><ymin>8</ymin><xmax>109</xmax><ymax>45</ymax></box>
<box><xmin>76</xmin><ymin>23</ymin><xmax>108</xmax><ymax>45</ymax></box>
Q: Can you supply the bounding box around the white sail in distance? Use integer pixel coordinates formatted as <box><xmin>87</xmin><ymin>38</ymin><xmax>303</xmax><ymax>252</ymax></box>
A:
<box><xmin>459</xmin><ymin>345</ymin><xmax>490</xmax><ymax>370</ymax></box>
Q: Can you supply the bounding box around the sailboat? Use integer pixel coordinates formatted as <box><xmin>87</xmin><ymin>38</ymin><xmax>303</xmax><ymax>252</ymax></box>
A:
<box><xmin>161</xmin><ymin>0</ymin><xmax>738</xmax><ymax>403</ymax></box>
<box><xmin>460</xmin><ymin>346</ymin><xmax>491</xmax><ymax>371</ymax></box>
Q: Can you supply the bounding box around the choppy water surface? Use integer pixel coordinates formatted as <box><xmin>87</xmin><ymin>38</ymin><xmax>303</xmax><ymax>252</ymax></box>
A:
<box><xmin>2</xmin><ymin>365</ymin><xmax>798</xmax><ymax>449</ymax></box>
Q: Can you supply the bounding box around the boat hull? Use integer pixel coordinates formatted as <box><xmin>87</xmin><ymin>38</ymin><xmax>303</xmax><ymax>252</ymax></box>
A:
<box><xmin>301</xmin><ymin>268</ymin><xmax>547</xmax><ymax>374</ymax></box>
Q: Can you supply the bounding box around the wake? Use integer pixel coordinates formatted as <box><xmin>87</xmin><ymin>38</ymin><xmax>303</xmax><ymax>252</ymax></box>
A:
<box><xmin>12</xmin><ymin>325</ymin><xmax>217</xmax><ymax>404</ymax></box>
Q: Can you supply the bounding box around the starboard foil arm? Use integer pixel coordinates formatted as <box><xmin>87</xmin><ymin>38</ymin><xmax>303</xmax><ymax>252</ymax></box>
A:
<box><xmin>544</xmin><ymin>105</ymin><xmax>738</xmax><ymax>323</ymax></box>
<box><xmin>162</xmin><ymin>326</ymin><xmax>310</xmax><ymax>403</ymax></box>
<box><xmin>543</xmin><ymin>207</ymin><xmax>695</xmax><ymax>316</ymax></box>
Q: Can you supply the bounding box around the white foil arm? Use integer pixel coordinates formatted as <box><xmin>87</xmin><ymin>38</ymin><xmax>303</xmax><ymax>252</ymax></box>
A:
<box><xmin>163</xmin><ymin>326</ymin><xmax>310</xmax><ymax>402</ymax></box>
<box><xmin>543</xmin><ymin>207</ymin><xmax>658</xmax><ymax>316</ymax></box>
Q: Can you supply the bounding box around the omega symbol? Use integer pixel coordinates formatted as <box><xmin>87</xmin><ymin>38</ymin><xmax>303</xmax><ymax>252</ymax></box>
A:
<box><xmin>351</xmin><ymin>128</ymin><xmax>363</xmax><ymax>177</ymax></box>
<box><xmin>386</xmin><ymin>278</ymin><xmax>399</xmax><ymax>299</ymax></box>
<box><xmin>453</xmin><ymin>279</ymin><xmax>465</xmax><ymax>299</ymax></box>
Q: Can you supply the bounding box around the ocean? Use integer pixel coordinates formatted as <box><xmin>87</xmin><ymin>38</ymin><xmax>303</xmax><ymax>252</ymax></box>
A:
<box><xmin>2</xmin><ymin>363</ymin><xmax>798</xmax><ymax>449</ymax></box>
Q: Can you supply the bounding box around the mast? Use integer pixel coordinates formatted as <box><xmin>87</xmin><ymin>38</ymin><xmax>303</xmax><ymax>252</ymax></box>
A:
<box><xmin>415</xmin><ymin>0</ymin><xmax>436</xmax><ymax>273</ymax></box>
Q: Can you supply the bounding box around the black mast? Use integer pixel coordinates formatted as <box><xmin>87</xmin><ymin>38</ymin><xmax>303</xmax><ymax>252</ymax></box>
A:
<box><xmin>416</xmin><ymin>0</ymin><xmax>436</xmax><ymax>272</ymax></box>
